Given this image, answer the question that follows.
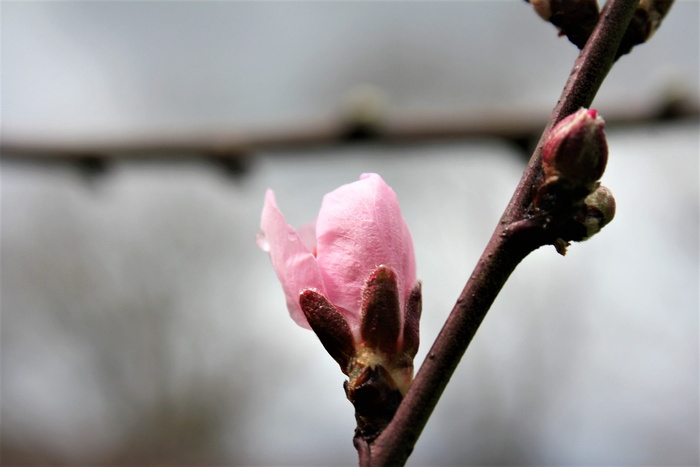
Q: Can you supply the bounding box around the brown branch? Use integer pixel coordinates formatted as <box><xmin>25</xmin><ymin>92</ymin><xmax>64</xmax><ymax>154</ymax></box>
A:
<box><xmin>2</xmin><ymin>99</ymin><xmax>695</xmax><ymax>164</ymax></box>
<box><xmin>365</xmin><ymin>0</ymin><xmax>641</xmax><ymax>465</ymax></box>
<box><xmin>0</xmin><ymin>112</ymin><xmax>542</xmax><ymax>162</ymax></box>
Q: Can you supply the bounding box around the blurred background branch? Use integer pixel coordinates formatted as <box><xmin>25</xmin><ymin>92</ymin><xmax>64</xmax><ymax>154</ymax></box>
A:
<box><xmin>2</xmin><ymin>95</ymin><xmax>697</xmax><ymax>165</ymax></box>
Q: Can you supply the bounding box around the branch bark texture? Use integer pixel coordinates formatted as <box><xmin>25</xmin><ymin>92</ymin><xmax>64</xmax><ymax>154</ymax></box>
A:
<box><xmin>365</xmin><ymin>0</ymin><xmax>640</xmax><ymax>465</ymax></box>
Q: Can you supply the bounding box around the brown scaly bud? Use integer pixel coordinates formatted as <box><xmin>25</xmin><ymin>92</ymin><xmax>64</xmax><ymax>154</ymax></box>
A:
<box><xmin>351</xmin><ymin>266</ymin><xmax>419</xmax><ymax>397</ymax></box>
<box><xmin>543</xmin><ymin>108</ymin><xmax>607</xmax><ymax>187</ymax></box>
<box><xmin>299</xmin><ymin>265</ymin><xmax>421</xmax><ymax>443</ymax></box>
<box><xmin>343</xmin><ymin>266</ymin><xmax>421</xmax><ymax>441</ymax></box>
<box><xmin>299</xmin><ymin>290</ymin><xmax>356</xmax><ymax>372</ymax></box>
<box><xmin>639</xmin><ymin>0</ymin><xmax>674</xmax><ymax>39</ymax></box>
<box><xmin>401</xmin><ymin>282</ymin><xmax>422</xmax><ymax>360</ymax></box>
<box><xmin>617</xmin><ymin>0</ymin><xmax>675</xmax><ymax>59</ymax></box>
<box><xmin>536</xmin><ymin>108</ymin><xmax>608</xmax><ymax>210</ymax></box>
<box><xmin>360</xmin><ymin>267</ymin><xmax>402</xmax><ymax>359</ymax></box>
<box><xmin>554</xmin><ymin>185</ymin><xmax>617</xmax><ymax>255</ymax></box>
<box><xmin>528</xmin><ymin>0</ymin><xmax>553</xmax><ymax>21</ymax></box>
<box><xmin>525</xmin><ymin>0</ymin><xmax>600</xmax><ymax>49</ymax></box>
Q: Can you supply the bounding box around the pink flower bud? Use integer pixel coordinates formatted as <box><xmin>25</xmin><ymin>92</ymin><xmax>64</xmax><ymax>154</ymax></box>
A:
<box><xmin>258</xmin><ymin>174</ymin><xmax>420</xmax><ymax>390</ymax></box>
<box><xmin>542</xmin><ymin>108</ymin><xmax>608</xmax><ymax>193</ymax></box>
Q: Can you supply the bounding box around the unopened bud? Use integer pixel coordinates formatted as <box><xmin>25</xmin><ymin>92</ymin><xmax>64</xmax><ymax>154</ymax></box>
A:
<box><xmin>345</xmin><ymin>265</ymin><xmax>416</xmax><ymax>440</ymax></box>
<box><xmin>557</xmin><ymin>185</ymin><xmax>617</xmax><ymax>248</ymax></box>
<box><xmin>402</xmin><ymin>282</ymin><xmax>422</xmax><ymax>360</ymax></box>
<box><xmin>577</xmin><ymin>185</ymin><xmax>616</xmax><ymax>240</ymax></box>
<box><xmin>639</xmin><ymin>0</ymin><xmax>674</xmax><ymax>38</ymax></box>
<box><xmin>617</xmin><ymin>0</ymin><xmax>675</xmax><ymax>58</ymax></box>
<box><xmin>542</xmin><ymin>108</ymin><xmax>608</xmax><ymax>195</ymax></box>
<box><xmin>528</xmin><ymin>0</ymin><xmax>552</xmax><ymax>21</ymax></box>
<box><xmin>526</xmin><ymin>0</ymin><xmax>600</xmax><ymax>49</ymax></box>
<box><xmin>357</xmin><ymin>265</ymin><xmax>418</xmax><ymax>396</ymax></box>
<box><xmin>300</xmin><ymin>289</ymin><xmax>356</xmax><ymax>372</ymax></box>
<box><xmin>360</xmin><ymin>266</ymin><xmax>402</xmax><ymax>359</ymax></box>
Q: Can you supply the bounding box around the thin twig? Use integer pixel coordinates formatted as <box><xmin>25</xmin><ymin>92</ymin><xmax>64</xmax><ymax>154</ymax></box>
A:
<box><xmin>365</xmin><ymin>0</ymin><xmax>640</xmax><ymax>465</ymax></box>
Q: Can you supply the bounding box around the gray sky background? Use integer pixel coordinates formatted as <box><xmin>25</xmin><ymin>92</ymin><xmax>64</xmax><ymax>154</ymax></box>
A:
<box><xmin>2</xmin><ymin>1</ymin><xmax>699</xmax><ymax>465</ymax></box>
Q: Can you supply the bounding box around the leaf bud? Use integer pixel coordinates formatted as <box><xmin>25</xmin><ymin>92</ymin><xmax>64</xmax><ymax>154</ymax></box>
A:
<box><xmin>577</xmin><ymin>185</ymin><xmax>616</xmax><ymax>240</ymax></box>
<box><xmin>558</xmin><ymin>185</ymin><xmax>617</xmax><ymax>245</ymax></box>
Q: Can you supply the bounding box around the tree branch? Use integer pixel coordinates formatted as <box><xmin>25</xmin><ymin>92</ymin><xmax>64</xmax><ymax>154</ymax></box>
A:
<box><xmin>365</xmin><ymin>0</ymin><xmax>640</xmax><ymax>465</ymax></box>
<box><xmin>3</xmin><ymin>102</ymin><xmax>694</xmax><ymax>164</ymax></box>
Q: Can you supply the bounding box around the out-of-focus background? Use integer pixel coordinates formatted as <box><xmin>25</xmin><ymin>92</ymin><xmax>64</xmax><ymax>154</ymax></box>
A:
<box><xmin>2</xmin><ymin>1</ymin><xmax>698</xmax><ymax>465</ymax></box>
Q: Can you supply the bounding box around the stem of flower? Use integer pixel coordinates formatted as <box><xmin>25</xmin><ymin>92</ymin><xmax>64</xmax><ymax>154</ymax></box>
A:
<box><xmin>363</xmin><ymin>0</ymin><xmax>640</xmax><ymax>465</ymax></box>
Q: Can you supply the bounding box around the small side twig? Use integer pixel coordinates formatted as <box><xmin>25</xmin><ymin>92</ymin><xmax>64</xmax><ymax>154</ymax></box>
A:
<box><xmin>364</xmin><ymin>0</ymin><xmax>640</xmax><ymax>465</ymax></box>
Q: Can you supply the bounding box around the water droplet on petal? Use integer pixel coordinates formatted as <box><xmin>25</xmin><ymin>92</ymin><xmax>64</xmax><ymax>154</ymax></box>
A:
<box><xmin>256</xmin><ymin>231</ymin><xmax>270</xmax><ymax>252</ymax></box>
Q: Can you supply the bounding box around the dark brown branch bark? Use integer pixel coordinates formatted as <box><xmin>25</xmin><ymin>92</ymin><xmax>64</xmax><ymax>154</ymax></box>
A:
<box><xmin>365</xmin><ymin>0</ymin><xmax>641</xmax><ymax>465</ymax></box>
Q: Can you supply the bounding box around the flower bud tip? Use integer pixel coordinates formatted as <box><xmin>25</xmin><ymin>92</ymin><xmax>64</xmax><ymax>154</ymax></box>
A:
<box><xmin>536</xmin><ymin>108</ymin><xmax>608</xmax><ymax>208</ymax></box>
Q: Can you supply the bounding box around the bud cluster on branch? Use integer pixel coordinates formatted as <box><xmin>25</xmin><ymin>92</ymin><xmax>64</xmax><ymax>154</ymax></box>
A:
<box><xmin>525</xmin><ymin>0</ymin><xmax>674</xmax><ymax>58</ymax></box>
<box><xmin>535</xmin><ymin>108</ymin><xmax>616</xmax><ymax>254</ymax></box>
<box><xmin>257</xmin><ymin>174</ymin><xmax>421</xmax><ymax>441</ymax></box>
<box><xmin>255</xmin><ymin>0</ymin><xmax>672</xmax><ymax>464</ymax></box>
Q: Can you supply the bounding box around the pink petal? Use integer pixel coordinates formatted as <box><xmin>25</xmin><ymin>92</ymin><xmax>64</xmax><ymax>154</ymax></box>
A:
<box><xmin>296</xmin><ymin>220</ymin><xmax>317</xmax><ymax>255</ymax></box>
<box><xmin>258</xmin><ymin>189</ymin><xmax>325</xmax><ymax>329</ymax></box>
<box><xmin>315</xmin><ymin>174</ymin><xmax>416</xmax><ymax>329</ymax></box>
